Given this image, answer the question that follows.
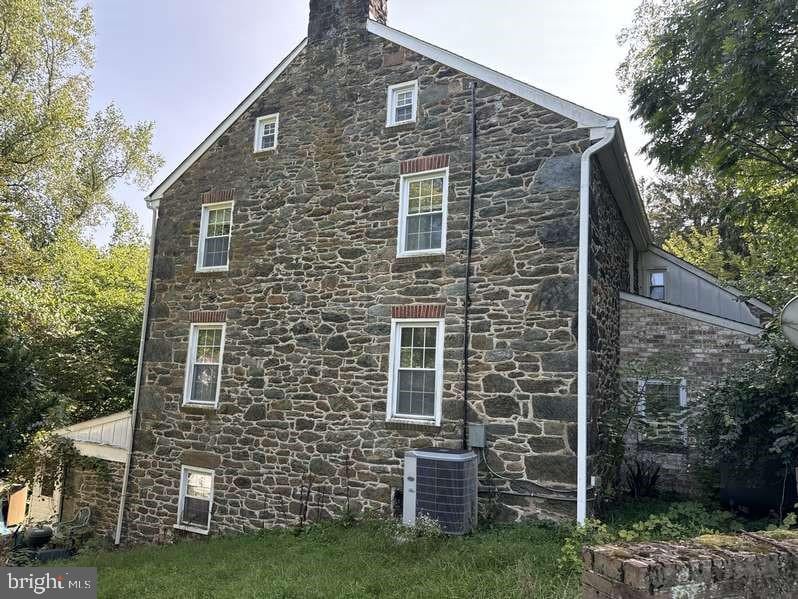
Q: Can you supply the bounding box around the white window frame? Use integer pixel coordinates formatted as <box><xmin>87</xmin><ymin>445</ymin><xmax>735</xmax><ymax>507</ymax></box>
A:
<box><xmin>386</xmin><ymin>80</ymin><xmax>418</xmax><ymax>127</ymax></box>
<box><xmin>196</xmin><ymin>201</ymin><xmax>234</xmax><ymax>272</ymax></box>
<box><xmin>385</xmin><ymin>318</ymin><xmax>445</xmax><ymax>426</ymax></box>
<box><xmin>182</xmin><ymin>323</ymin><xmax>226</xmax><ymax>408</ymax></box>
<box><xmin>396</xmin><ymin>168</ymin><xmax>449</xmax><ymax>258</ymax></box>
<box><xmin>175</xmin><ymin>465</ymin><xmax>214</xmax><ymax>535</ymax></box>
<box><xmin>254</xmin><ymin>113</ymin><xmax>279</xmax><ymax>152</ymax></box>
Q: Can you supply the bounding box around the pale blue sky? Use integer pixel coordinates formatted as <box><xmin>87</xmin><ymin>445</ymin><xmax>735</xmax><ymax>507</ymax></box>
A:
<box><xmin>90</xmin><ymin>0</ymin><xmax>652</xmax><ymax>239</ymax></box>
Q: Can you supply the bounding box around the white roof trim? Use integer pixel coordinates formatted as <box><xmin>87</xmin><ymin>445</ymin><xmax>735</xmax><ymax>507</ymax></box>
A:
<box><xmin>71</xmin><ymin>441</ymin><xmax>128</xmax><ymax>463</ymax></box>
<box><xmin>621</xmin><ymin>292</ymin><xmax>763</xmax><ymax>336</ymax></box>
<box><xmin>647</xmin><ymin>246</ymin><xmax>773</xmax><ymax>315</ymax></box>
<box><xmin>147</xmin><ymin>39</ymin><xmax>308</xmax><ymax>201</ymax></box>
<box><xmin>54</xmin><ymin>410</ymin><xmax>131</xmax><ymax>435</ymax></box>
<box><xmin>367</xmin><ymin>20</ymin><xmax>610</xmax><ymax>128</ymax></box>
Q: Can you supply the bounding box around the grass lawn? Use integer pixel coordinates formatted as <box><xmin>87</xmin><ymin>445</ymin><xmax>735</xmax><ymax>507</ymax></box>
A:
<box><xmin>67</xmin><ymin>521</ymin><xmax>579</xmax><ymax>599</ymax></box>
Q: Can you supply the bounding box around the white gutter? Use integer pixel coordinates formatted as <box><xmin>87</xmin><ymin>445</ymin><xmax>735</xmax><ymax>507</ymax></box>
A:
<box><xmin>576</xmin><ymin>121</ymin><xmax>617</xmax><ymax>524</ymax></box>
<box><xmin>115</xmin><ymin>201</ymin><xmax>159</xmax><ymax>545</ymax></box>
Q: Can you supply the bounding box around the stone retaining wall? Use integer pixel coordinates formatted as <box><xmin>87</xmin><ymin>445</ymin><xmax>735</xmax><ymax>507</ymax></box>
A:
<box><xmin>583</xmin><ymin>533</ymin><xmax>798</xmax><ymax>598</ymax></box>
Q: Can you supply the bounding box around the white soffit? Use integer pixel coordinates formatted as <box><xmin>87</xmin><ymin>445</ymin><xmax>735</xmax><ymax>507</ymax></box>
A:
<box><xmin>367</xmin><ymin>20</ymin><xmax>610</xmax><ymax>128</ymax></box>
<box><xmin>147</xmin><ymin>39</ymin><xmax>308</xmax><ymax>201</ymax></box>
<box><xmin>621</xmin><ymin>292</ymin><xmax>763</xmax><ymax>336</ymax></box>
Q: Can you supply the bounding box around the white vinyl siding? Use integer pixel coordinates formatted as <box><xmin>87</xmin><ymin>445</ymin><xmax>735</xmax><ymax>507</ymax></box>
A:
<box><xmin>182</xmin><ymin>324</ymin><xmax>226</xmax><ymax>407</ymax></box>
<box><xmin>386</xmin><ymin>319</ymin><xmax>444</xmax><ymax>425</ymax></box>
<box><xmin>197</xmin><ymin>202</ymin><xmax>233</xmax><ymax>271</ymax></box>
<box><xmin>397</xmin><ymin>169</ymin><xmax>448</xmax><ymax>257</ymax></box>
<box><xmin>386</xmin><ymin>81</ymin><xmax>418</xmax><ymax>126</ymax></box>
<box><xmin>176</xmin><ymin>466</ymin><xmax>214</xmax><ymax>534</ymax></box>
<box><xmin>254</xmin><ymin>113</ymin><xmax>279</xmax><ymax>151</ymax></box>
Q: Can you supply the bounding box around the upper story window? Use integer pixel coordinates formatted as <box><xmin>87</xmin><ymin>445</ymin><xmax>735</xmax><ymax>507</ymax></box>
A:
<box><xmin>177</xmin><ymin>466</ymin><xmax>214</xmax><ymax>534</ymax></box>
<box><xmin>397</xmin><ymin>169</ymin><xmax>448</xmax><ymax>257</ymax></box>
<box><xmin>649</xmin><ymin>270</ymin><xmax>666</xmax><ymax>300</ymax></box>
<box><xmin>386</xmin><ymin>81</ymin><xmax>418</xmax><ymax>126</ymax></box>
<box><xmin>197</xmin><ymin>202</ymin><xmax>233</xmax><ymax>272</ymax></box>
<box><xmin>183</xmin><ymin>323</ymin><xmax>226</xmax><ymax>407</ymax></box>
<box><xmin>386</xmin><ymin>318</ymin><xmax>444</xmax><ymax>425</ymax></box>
<box><xmin>254</xmin><ymin>113</ymin><xmax>279</xmax><ymax>152</ymax></box>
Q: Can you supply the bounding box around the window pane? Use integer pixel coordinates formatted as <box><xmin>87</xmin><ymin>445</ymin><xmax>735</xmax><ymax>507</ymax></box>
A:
<box><xmin>650</xmin><ymin>286</ymin><xmax>665</xmax><ymax>300</ymax></box>
<box><xmin>186</xmin><ymin>471</ymin><xmax>212</xmax><ymax>499</ymax></box>
<box><xmin>645</xmin><ymin>382</ymin><xmax>681</xmax><ymax>413</ymax></box>
<box><xmin>191</xmin><ymin>363</ymin><xmax>219</xmax><ymax>404</ymax></box>
<box><xmin>260</xmin><ymin>121</ymin><xmax>276</xmax><ymax>149</ymax></box>
<box><xmin>195</xmin><ymin>328</ymin><xmax>222</xmax><ymax>363</ymax></box>
<box><xmin>394</xmin><ymin>326</ymin><xmax>438</xmax><ymax>419</ymax></box>
<box><xmin>396</xmin><ymin>105</ymin><xmax>412</xmax><ymax>122</ymax></box>
<box><xmin>182</xmin><ymin>497</ymin><xmax>210</xmax><ymax>527</ymax></box>
<box><xmin>203</xmin><ymin>236</ymin><xmax>229</xmax><ymax>268</ymax></box>
<box><xmin>206</xmin><ymin>208</ymin><xmax>231</xmax><ymax>237</ymax></box>
<box><xmin>650</xmin><ymin>272</ymin><xmax>665</xmax><ymax>286</ymax></box>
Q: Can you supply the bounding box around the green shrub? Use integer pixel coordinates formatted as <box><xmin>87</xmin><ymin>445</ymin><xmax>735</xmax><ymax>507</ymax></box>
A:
<box><xmin>557</xmin><ymin>519</ymin><xmax>612</xmax><ymax>576</ymax></box>
<box><xmin>616</xmin><ymin>502</ymin><xmax>743</xmax><ymax>542</ymax></box>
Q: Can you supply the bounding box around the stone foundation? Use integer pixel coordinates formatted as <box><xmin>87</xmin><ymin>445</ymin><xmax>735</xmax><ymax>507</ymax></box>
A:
<box><xmin>583</xmin><ymin>533</ymin><xmax>798</xmax><ymax>598</ymax></box>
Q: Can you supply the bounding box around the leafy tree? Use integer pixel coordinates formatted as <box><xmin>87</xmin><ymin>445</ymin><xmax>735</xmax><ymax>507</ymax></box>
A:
<box><xmin>618</xmin><ymin>0</ymin><xmax>798</xmax><ymax>187</ymax></box>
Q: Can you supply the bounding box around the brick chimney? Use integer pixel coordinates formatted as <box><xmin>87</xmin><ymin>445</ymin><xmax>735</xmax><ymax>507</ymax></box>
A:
<box><xmin>308</xmin><ymin>0</ymin><xmax>387</xmax><ymax>44</ymax></box>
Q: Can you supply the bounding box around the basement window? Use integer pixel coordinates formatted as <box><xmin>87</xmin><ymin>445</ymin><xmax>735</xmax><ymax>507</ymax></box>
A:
<box><xmin>176</xmin><ymin>466</ymin><xmax>214</xmax><ymax>534</ymax></box>
<box><xmin>183</xmin><ymin>323</ymin><xmax>226</xmax><ymax>407</ymax></box>
<box><xmin>386</xmin><ymin>81</ymin><xmax>418</xmax><ymax>126</ymax></box>
<box><xmin>397</xmin><ymin>169</ymin><xmax>448</xmax><ymax>257</ymax></box>
<box><xmin>197</xmin><ymin>202</ymin><xmax>233</xmax><ymax>271</ymax></box>
<box><xmin>648</xmin><ymin>270</ymin><xmax>666</xmax><ymax>300</ymax></box>
<box><xmin>386</xmin><ymin>318</ymin><xmax>444</xmax><ymax>425</ymax></box>
<box><xmin>254</xmin><ymin>113</ymin><xmax>279</xmax><ymax>151</ymax></box>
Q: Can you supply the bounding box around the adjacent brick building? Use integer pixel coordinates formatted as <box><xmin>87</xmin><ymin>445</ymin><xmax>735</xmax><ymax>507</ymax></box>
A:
<box><xmin>114</xmin><ymin>0</ymin><xmax>771</xmax><ymax>543</ymax></box>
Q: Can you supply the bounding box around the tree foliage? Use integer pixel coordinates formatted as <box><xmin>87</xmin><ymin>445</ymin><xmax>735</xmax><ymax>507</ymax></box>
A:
<box><xmin>0</xmin><ymin>0</ymin><xmax>159</xmax><ymax>472</ymax></box>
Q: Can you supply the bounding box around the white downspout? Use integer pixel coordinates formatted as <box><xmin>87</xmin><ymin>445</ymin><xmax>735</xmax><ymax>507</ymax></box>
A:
<box><xmin>115</xmin><ymin>200</ymin><xmax>159</xmax><ymax>545</ymax></box>
<box><xmin>576</xmin><ymin>122</ymin><xmax>616</xmax><ymax>524</ymax></box>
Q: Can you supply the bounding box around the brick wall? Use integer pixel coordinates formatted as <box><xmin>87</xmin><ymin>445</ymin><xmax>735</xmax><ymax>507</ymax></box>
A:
<box><xmin>583</xmin><ymin>533</ymin><xmax>798</xmax><ymax>598</ymax></box>
<box><xmin>123</xmin><ymin>16</ymin><xmax>594</xmax><ymax>542</ymax></box>
<box><xmin>620</xmin><ymin>299</ymin><xmax>763</xmax><ymax>495</ymax></box>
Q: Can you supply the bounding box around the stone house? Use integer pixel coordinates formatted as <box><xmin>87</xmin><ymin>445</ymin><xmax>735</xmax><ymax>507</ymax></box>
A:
<box><xmin>113</xmin><ymin>0</ymin><xmax>771</xmax><ymax>544</ymax></box>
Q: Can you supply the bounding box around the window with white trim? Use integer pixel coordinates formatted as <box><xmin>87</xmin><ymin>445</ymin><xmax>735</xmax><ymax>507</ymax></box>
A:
<box><xmin>387</xmin><ymin>319</ymin><xmax>444</xmax><ymax>424</ymax></box>
<box><xmin>638</xmin><ymin>378</ymin><xmax>688</xmax><ymax>443</ymax></box>
<box><xmin>648</xmin><ymin>270</ymin><xmax>666</xmax><ymax>300</ymax></box>
<box><xmin>386</xmin><ymin>81</ymin><xmax>418</xmax><ymax>126</ymax></box>
<box><xmin>183</xmin><ymin>323</ymin><xmax>225</xmax><ymax>407</ymax></box>
<box><xmin>254</xmin><ymin>113</ymin><xmax>279</xmax><ymax>151</ymax></box>
<box><xmin>397</xmin><ymin>169</ymin><xmax>448</xmax><ymax>257</ymax></box>
<box><xmin>177</xmin><ymin>466</ymin><xmax>214</xmax><ymax>533</ymax></box>
<box><xmin>197</xmin><ymin>202</ymin><xmax>233</xmax><ymax>271</ymax></box>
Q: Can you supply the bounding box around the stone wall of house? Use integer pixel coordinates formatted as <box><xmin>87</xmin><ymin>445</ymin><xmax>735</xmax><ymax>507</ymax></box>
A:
<box><xmin>620</xmin><ymin>299</ymin><xmax>763</xmax><ymax>495</ymax></box>
<box><xmin>587</xmin><ymin>164</ymin><xmax>634</xmax><ymax>502</ymax></box>
<box><xmin>61</xmin><ymin>461</ymin><xmax>125</xmax><ymax>542</ymax></box>
<box><xmin>583</xmin><ymin>533</ymin><xmax>798</xmax><ymax>598</ymax></box>
<box><xmin>122</xmin><ymin>21</ymin><xmax>596</xmax><ymax>542</ymax></box>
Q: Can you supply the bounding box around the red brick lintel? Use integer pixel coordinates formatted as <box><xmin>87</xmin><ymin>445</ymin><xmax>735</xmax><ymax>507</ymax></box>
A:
<box><xmin>190</xmin><ymin>310</ymin><xmax>227</xmax><ymax>323</ymax></box>
<box><xmin>400</xmin><ymin>155</ymin><xmax>449</xmax><ymax>175</ymax></box>
<box><xmin>391</xmin><ymin>305</ymin><xmax>445</xmax><ymax>319</ymax></box>
<box><xmin>200</xmin><ymin>189</ymin><xmax>236</xmax><ymax>204</ymax></box>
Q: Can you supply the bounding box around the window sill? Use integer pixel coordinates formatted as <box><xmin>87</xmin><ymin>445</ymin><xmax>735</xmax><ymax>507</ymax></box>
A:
<box><xmin>180</xmin><ymin>403</ymin><xmax>217</xmax><ymax>415</ymax></box>
<box><xmin>385</xmin><ymin>418</ymin><xmax>441</xmax><ymax>432</ymax></box>
<box><xmin>253</xmin><ymin>147</ymin><xmax>277</xmax><ymax>155</ymax></box>
<box><xmin>385</xmin><ymin>121</ymin><xmax>417</xmax><ymax>133</ymax></box>
<box><xmin>173</xmin><ymin>523</ymin><xmax>210</xmax><ymax>535</ymax></box>
<box><xmin>394</xmin><ymin>253</ymin><xmax>446</xmax><ymax>264</ymax></box>
<box><xmin>195</xmin><ymin>267</ymin><xmax>229</xmax><ymax>274</ymax></box>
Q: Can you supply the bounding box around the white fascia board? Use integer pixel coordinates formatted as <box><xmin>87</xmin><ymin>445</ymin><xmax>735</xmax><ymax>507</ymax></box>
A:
<box><xmin>647</xmin><ymin>246</ymin><xmax>773</xmax><ymax>314</ymax></box>
<box><xmin>367</xmin><ymin>20</ymin><xmax>609</xmax><ymax>128</ymax></box>
<box><xmin>620</xmin><ymin>291</ymin><xmax>763</xmax><ymax>336</ymax></box>
<box><xmin>71</xmin><ymin>441</ymin><xmax>129</xmax><ymax>463</ymax></box>
<box><xmin>147</xmin><ymin>39</ymin><xmax>308</xmax><ymax>201</ymax></box>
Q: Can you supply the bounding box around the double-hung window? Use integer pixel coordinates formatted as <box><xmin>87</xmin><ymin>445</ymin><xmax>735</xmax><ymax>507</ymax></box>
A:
<box><xmin>197</xmin><ymin>202</ymin><xmax>233</xmax><ymax>271</ymax></box>
<box><xmin>386</xmin><ymin>319</ymin><xmax>444</xmax><ymax>425</ymax></box>
<box><xmin>183</xmin><ymin>323</ymin><xmax>225</xmax><ymax>407</ymax></box>
<box><xmin>397</xmin><ymin>169</ymin><xmax>448</xmax><ymax>257</ymax></box>
<box><xmin>254</xmin><ymin>113</ymin><xmax>279</xmax><ymax>152</ymax></box>
<box><xmin>638</xmin><ymin>378</ymin><xmax>688</xmax><ymax>443</ymax></box>
<box><xmin>648</xmin><ymin>270</ymin><xmax>666</xmax><ymax>300</ymax></box>
<box><xmin>177</xmin><ymin>466</ymin><xmax>214</xmax><ymax>533</ymax></box>
<box><xmin>386</xmin><ymin>81</ymin><xmax>418</xmax><ymax>126</ymax></box>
